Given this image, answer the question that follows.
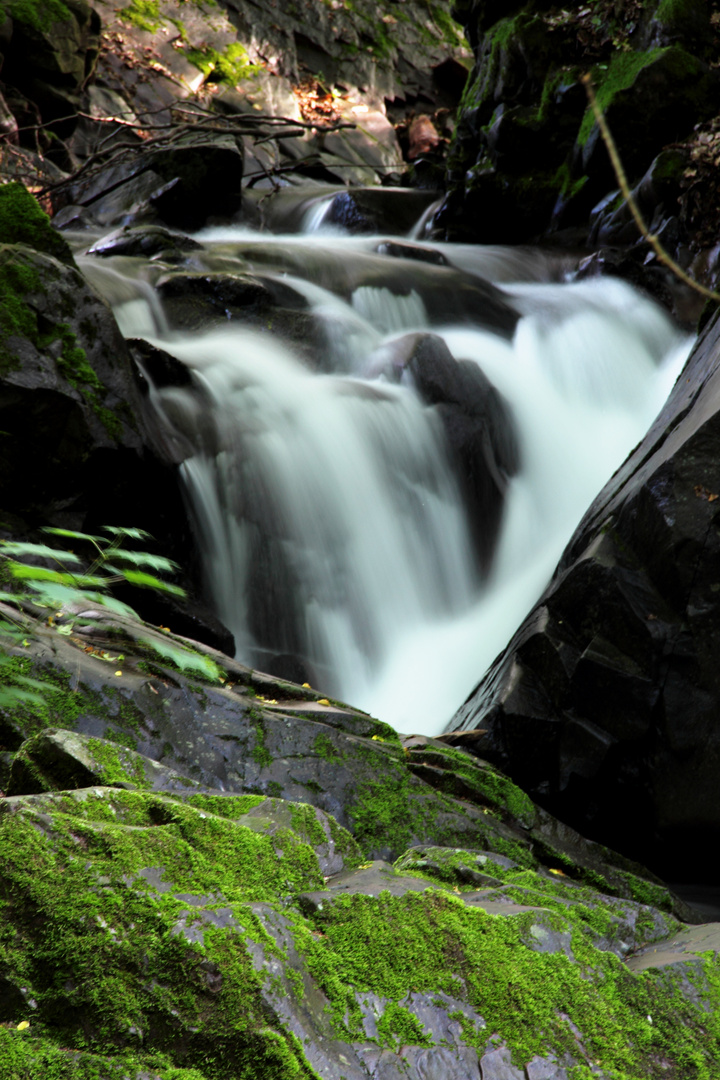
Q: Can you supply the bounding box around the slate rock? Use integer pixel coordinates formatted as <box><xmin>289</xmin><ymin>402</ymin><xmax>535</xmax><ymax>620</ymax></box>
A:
<box><xmin>7</xmin><ymin>728</ymin><xmax>200</xmax><ymax>797</ymax></box>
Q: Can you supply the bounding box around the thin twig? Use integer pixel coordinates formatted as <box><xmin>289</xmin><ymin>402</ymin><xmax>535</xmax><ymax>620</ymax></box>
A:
<box><xmin>582</xmin><ymin>73</ymin><xmax>720</xmax><ymax>304</ymax></box>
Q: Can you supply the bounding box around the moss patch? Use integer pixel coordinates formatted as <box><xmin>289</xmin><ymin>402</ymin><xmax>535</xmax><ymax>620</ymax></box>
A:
<box><xmin>0</xmin><ymin>185</ymin><xmax>73</xmax><ymax>264</ymax></box>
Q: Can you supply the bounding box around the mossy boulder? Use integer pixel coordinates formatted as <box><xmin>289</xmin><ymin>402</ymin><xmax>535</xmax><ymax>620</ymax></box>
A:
<box><xmin>0</xmin><ymin>182</ymin><xmax>74</xmax><ymax>265</ymax></box>
<box><xmin>440</xmin><ymin>1</ymin><xmax>720</xmax><ymax>245</ymax></box>
<box><xmin>0</xmin><ymin>601</ymin><xmax>696</xmax><ymax>923</ymax></box>
<box><xmin>0</xmin><ymin>783</ymin><xmax>718</xmax><ymax>1078</ymax></box>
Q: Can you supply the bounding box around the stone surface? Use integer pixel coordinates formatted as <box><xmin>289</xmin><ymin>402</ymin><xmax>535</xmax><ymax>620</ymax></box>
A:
<box><xmin>0</xmin><ymin>765</ymin><xmax>714</xmax><ymax>1076</ymax></box>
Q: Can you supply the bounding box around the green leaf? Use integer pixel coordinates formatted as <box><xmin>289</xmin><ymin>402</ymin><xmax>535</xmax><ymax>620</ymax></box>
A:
<box><xmin>0</xmin><ymin>542</ymin><xmax>82</xmax><ymax>563</ymax></box>
<box><xmin>0</xmin><ymin>591</ymin><xmax>21</xmax><ymax>603</ymax></box>
<box><xmin>119</xmin><ymin>569</ymin><xmax>185</xmax><ymax>597</ymax></box>
<box><xmin>43</xmin><ymin>527</ymin><xmax>105</xmax><ymax>544</ymax></box>
<box><xmin>0</xmin><ymin>687</ymin><xmax>46</xmax><ymax>707</ymax></box>
<box><xmin>21</xmin><ymin>582</ymin><xmax>92</xmax><ymax>608</ymax></box>
<box><xmin>82</xmin><ymin>592</ymin><xmax>138</xmax><ymax>618</ymax></box>
<box><xmin>21</xmin><ymin>582</ymin><xmax>137</xmax><ymax>618</ymax></box>
<box><xmin>105</xmin><ymin>551</ymin><xmax>179</xmax><ymax>573</ymax></box>
<box><xmin>139</xmin><ymin>636</ymin><xmax>221</xmax><ymax>680</ymax></box>
<box><xmin>103</xmin><ymin>526</ymin><xmax>152</xmax><ymax>541</ymax></box>
<box><xmin>8</xmin><ymin>564</ymin><xmax>108</xmax><ymax>588</ymax></box>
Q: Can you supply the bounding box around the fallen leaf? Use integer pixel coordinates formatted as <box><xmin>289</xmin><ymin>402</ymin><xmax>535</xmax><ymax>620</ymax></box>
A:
<box><xmin>317</xmin><ymin>698</ymin><xmax>331</xmax><ymax>706</ymax></box>
<box><xmin>114</xmin><ymin>670</ymin><xmax>123</xmax><ymax>677</ymax></box>
<box><xmin>16</xmin><ymin>1021</ymin><xmax>29</xmax><ymax>1031</ymax></box>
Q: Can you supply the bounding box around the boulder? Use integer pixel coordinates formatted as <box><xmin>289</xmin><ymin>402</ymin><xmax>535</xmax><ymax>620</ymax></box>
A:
<box><xmin>63</xmin><ymin>132</ymin><xmax>245</xmax><ymax>231</ymax></box>
<box><xmin>447</xmin><ymin>310</ymin><xmax>720</xmax><ymax>883</ymax></box>
<box><xmin>321</xmin><ymin>187</ymin><xmax>442</xmax><ymax>236</ymax></box>
<box><xmin>374</xmin><ymin>332</ymin><xmax>520</xmax><ymax>574</ymax></box>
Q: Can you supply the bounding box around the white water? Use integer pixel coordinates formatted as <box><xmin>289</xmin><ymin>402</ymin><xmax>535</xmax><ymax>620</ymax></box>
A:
<box><xmin>82</xmin><ymin>224</ymin><xmax>690</xmax><ymax>735</ymax></box>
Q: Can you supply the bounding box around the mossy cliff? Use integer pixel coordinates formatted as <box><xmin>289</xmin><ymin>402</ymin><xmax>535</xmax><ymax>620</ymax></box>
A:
<box><xmin>436</xmin><ymin>0</ymin><xmax>719</xmax><ymax>244</ymax></box>
<box><xmin>0</xmin><ymin>594</ymin><xmax>718</xmax><ymax>1076</ymax></box>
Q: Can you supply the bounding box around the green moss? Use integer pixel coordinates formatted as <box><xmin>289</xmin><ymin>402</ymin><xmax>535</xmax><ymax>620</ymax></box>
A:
<box><xmin>86</xmin><ymin>737</ymin><xmax>150</xmax><ymax>788</ymax></box>
<box><xmin>376</xmin><ymin>1001</ymin><xmax>434</xmax><ymax>1052</ymax></box>
<box><xmin>0</xmin><ymin>250</ymin><xmax>40</xmax><ymax>375</ymax></box>
<box><xmin>0</xmin><ymin>789</ymin><xmax>326</xmax><ymax>1077</ymax></box>
<box><xmin>289</xmin><ymin>803</ymin><xmax>327</xmax><ymax>847</ymax></box>
<box><xmin>119</xmin><ymin>0</ymin><xmax>162</xmax><ymax>31</ymax></box>
<box><xmin>411</xmin><ymin>743</ymin><xmax>536</xmax><ymax>825</ymax></box>
<box><xmin>0</xmin><ymin>0</ymin><xmax>75</xmax><ymax>30</ymax></box>
<box><xmin>184</xmin><ymin>42</ymin><xmax>262</xmax><ymax>84</ymax></box>
<box><xmin>0</xmin><ymin>183</ymin><xmax>72</xmax><ymax>263</ymax></box>
<box><xmin>296</xmin><ymin>887</ymin><xmax>720</xmax><ymax>1073</ymax></box>
<box><xmin>184</xmin><ymin>792</ymin><xmax>267</xmax><ymax>817</ymax></box>
<box><xmin>578</xmin><ymin>48</ymin><xmax>666</xmax><ymax>145</ymax></box>
<box><xmin>250</xmin><ymin>712</ymin><xmax>273</xmax><ymax>768</ymax></box>
<box><xmin>348</xmin><ymin>766</ymin><xmax>413</xmax><ymax>856</ymax></box>
<box><xmin>311</xmin><ymin>732</ymin><xmax>343</xmax><ymax>764</ymax></box>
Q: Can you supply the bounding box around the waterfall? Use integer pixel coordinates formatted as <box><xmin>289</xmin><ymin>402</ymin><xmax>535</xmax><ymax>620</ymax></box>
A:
<box><xmin>79</xmin><ymin>212</ymin><xmax>691</xmax><ymax>735</ymax></box>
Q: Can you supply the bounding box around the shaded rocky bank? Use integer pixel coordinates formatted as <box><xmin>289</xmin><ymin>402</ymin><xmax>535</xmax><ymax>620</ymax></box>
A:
<box><xmin>433</xmin><ymin>0</ymin><xmax>720</xmax><ymax>326</ymax></box>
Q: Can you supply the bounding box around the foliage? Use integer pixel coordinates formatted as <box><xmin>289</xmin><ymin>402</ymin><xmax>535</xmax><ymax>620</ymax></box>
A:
<box><xmin>0</xmin><ymin>527</ymin><xmax>186</xmax><ymax>708</ymax></box>
<box><xmin>0</xmin><ymin>526</ymin><xmax>183</xmax><ymax>616</ymax></box>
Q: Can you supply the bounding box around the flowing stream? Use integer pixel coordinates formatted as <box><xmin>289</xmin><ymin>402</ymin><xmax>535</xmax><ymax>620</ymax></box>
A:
<box><xmin>77</xmin><ymin>195</ymin><xmax>691</xmax><ymax>735</ymax></box>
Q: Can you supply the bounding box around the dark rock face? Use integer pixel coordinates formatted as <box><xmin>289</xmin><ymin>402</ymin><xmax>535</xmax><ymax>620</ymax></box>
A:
<box><xmin>447</xmin><ymin>313</ymin><xmax>720</xmax><ymax>882</ymax></box>
<box><xmin>0</xmin><ymin>184</ymin><xmax>231</xmax><ymax>654</ymax></box>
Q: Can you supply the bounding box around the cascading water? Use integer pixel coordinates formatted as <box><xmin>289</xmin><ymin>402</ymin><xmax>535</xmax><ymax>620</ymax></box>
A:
<box><xmin>77</xmin><ymin>204</ymin><xmax>690</xmax><ymax>736</ymax></box>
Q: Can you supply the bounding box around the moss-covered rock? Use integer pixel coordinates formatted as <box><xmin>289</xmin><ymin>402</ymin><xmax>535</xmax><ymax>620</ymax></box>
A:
<box><xmin>0</xmin><ymin>183</ymin><xmax>74</xmax><ymax>265</ymax></box>
<box><xmin>439</xmin><ymin>0</ymin><xmax>720</xmax><ymax>245</ymax></box>
<box><xmin>0</xmin><ymin>782</ymin><xmax>718</xmax><ymax>1079</ymax></box>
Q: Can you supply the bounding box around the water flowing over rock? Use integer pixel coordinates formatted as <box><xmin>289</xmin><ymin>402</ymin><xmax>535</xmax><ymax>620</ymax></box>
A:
<box><xmin>447</xmin><ymin>308</ymin><xmax>720</xmax><ymax>884</ymax></box>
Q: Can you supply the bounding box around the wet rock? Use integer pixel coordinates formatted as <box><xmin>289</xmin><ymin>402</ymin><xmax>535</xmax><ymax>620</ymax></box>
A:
<box><xmin>65</xmin><ymin>132</ymin><xmax>245</xmax><ymax>231</ymax></box>
<box><xmin>374</xmin><ymin>240</ymin><xmax>449</xmax><ymax>266</ymax></box>
<box><xmin>322</xmin><ymin>187</ymin><xmax>442</xmax><ymax>236</ymax></box>
<box><xmin>153</xmin><ymin>269</ymin><xmax>327</xmax><ymax>366</ymax></box>
<box><xmin>86</xmin><ymin>224</ymin><xmax>205</xmax><ymax>260</ymax></box>
<box><xmin>377</xmin><ymin>332</ymin><xmax>520</xmax><ymax>574</ymax></box>
<box><xmin>7</xmin><ymin>729</ymin><xmax>200</xmax><ymax>796</ymax></box>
